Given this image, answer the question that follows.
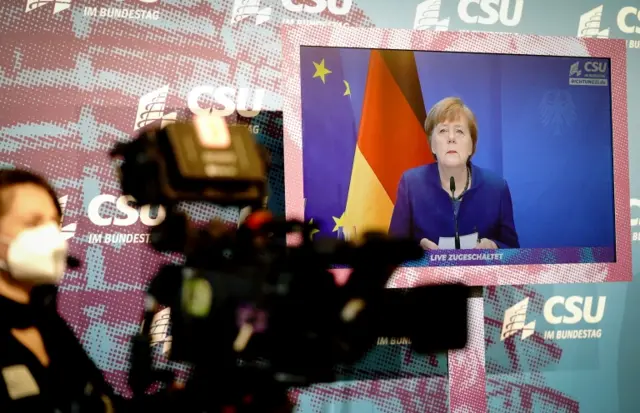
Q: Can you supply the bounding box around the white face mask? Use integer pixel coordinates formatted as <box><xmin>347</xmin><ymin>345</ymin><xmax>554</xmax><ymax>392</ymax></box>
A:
<box><xmin>0</xmin><ymin>222</ymin><xmax>68</xmax><ymax>285</ymax></box>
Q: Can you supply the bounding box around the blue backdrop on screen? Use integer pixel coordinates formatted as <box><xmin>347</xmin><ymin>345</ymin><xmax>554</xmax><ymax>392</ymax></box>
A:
<box><xmin>322</xmin><ymin>49</ymin><xmax>615</xmax><ymax>250</ymax></box>
<box><xmin>413</xmin><ymin>51</ymin><xmax>615</xmax><ymax>250</ymax></box>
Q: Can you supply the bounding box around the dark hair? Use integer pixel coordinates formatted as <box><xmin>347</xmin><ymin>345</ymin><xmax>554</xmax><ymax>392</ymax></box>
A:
<box><xmin>0</xmin><ymin>168</ymin><xmax>62</xmax><ymax>220</ymax></box>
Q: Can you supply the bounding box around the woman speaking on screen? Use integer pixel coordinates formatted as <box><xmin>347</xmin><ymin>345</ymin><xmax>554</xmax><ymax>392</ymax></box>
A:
<box><xmin>388</xmin><ymin>97</ymin><xmax>520</xmax><ymax>250</ymax></box>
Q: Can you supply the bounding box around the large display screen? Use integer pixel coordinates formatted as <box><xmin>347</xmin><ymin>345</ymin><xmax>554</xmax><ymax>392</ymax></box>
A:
<box><xmin>282</xmin><ymin>29</ymin><xmax>630</xmax><ymax>286</ymax></box>
<box><xmin>302</xmin><ymin>47</ymin><xmax>615</xmax><ymax>266</ymax></box>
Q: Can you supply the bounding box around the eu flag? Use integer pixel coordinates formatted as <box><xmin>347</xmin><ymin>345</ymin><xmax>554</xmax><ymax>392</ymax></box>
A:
<box><xmin>300</xmin><ymin>47</ymin><xmax>358</xmax><ymax>238</ymax></box>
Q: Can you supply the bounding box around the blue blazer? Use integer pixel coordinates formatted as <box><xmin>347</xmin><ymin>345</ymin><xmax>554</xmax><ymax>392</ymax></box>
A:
<box><xmin>388</xmin><ymin>163</ymin><xmax>520</xmax><ymax>249</ymax></box>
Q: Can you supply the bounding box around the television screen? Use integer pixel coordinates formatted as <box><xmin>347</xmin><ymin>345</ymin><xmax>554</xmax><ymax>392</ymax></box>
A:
<box><xmin>299</xmin><ymin>46</ymin><xmax>615</xmax><ymax>268</ymax></box>
<box><xmin>281</xmin><ymin>28</ymin><xmax>630</xmax><ymax>285</ymax></box>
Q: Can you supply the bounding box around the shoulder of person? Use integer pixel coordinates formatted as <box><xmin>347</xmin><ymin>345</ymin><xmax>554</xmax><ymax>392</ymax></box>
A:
<box><xmin>400</xmin><ymin>164</ymin><xmax>437</xmax><ymax>186</ymax></box>
<box><xmin>473</xmin><ymin>165</ymin><xmax>508</xmax><ymax>191</ymax></box>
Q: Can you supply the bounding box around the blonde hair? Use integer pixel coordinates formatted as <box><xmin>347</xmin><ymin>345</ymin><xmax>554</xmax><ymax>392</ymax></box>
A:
<box><xmin>424</xmin><ymin>97</ymin><xmax>478</xmax><ymax>157</ymax></box>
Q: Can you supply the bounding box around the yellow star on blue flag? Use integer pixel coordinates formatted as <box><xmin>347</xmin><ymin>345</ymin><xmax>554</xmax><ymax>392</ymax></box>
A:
<box><xmin>313</xmin><ymin>59</ymin><xmax>332</xmax><ymax>84</ymax></box>
<box><xmin>332</xmin><ymin>212</ymin><xmax>345</xmax><ymax>232</ymax></box>
<box><xmin>308</xmin><ymin>218</ymin><xmax>320</xmax><ymax>240</ymax></box>
<box><xmin>343</xmin><ymin>80</ymin><xmax>351</xmax><ymax>96</ymax></box>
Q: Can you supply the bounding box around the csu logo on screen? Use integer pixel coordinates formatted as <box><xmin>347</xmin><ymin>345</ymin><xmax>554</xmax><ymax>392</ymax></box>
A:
<box><xmin>501</xmin><ymin>296</ymin><xmax>606</xmax><ymax>342</ymax></box>
<box><xmin>568</xmin><ymin>60</ymin><xmax>608</xmax><ymax>86</ymax></box>
<box><xmin>457</xmin><ymin>0</ymin><xmax>524</xmax><ymax>27</ymax></box>
<box><xmin>134</xmin><ymin>85</ymin><xmax>265</xmax><ymax>132</ymax></box>
<box><xmin>88</xmin><ymin>195</ymin><xmax>166</xmax><ymax>227</ymax></box>
<box><xmin>569</xmin><ymin>61</ymin><xmax>608</xmax><ymax>77</ymax></box>
<box><xmin>584</xmin><ymin>61</ymin><xmax>608</xmax><ymax>73</ymax></box>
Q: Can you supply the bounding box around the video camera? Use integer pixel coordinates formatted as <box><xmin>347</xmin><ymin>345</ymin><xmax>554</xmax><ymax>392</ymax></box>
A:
<box><xmin>110</xmin><ymin>115</ymin><xmax>470</xmax><ymax>412</ymax></box>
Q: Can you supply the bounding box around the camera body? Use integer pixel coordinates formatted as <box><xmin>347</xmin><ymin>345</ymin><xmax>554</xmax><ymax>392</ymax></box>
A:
<box><xmin>111</xmin><ymin>116</ymin><xmax>468</xmax><ymax>412</ymax></box>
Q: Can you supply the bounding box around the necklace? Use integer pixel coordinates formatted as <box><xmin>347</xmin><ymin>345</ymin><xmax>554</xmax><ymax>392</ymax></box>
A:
<box><xmin>451</xmin><ymin>167</ymin><xmax>471</xmax><ymax>201</ymax></box>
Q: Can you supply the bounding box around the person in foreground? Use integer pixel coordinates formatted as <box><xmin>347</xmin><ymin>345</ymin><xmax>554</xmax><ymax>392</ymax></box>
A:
<box><xmin>389</xmin><ymin>97</ymin><xmax>520</xmax><ymax>250</ymax></box>
<box><xmin>0</xmin><ymin>168</ymin><xmax>122</xmax><ymax>412</ymax></box>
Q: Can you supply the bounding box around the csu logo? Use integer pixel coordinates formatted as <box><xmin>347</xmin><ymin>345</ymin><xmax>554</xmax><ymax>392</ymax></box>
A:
<box><xmin>578</xmin><ymin>5</ymin><xmax>640</xmax><ymax>43</ymax></box>
<box><xmin>231</xmin><ymin>0</ymin><xmax>352</xmax><ymax>25</ymax></box>
<box><xmin>414</xmin><ymin>0</ymin><xmax>450</xmax><ymax>31</ymax></box>
<box><xmin>26</xmin><ymin>0</ymin><xmax>159</xmax><ymax>15</ymax></box>
<box><xmin>134</xmin><ymin>85</ymin><xmax>177</xmax><ymax>132</ymax></box>
<box><xmin>88</xmin><ymin>195</ymin><xmax>166</xmax><ymax>227</ymax></box>
<box><xmin>631</xmin><ymin>198</ymin><xmax>640</xmax><ymax>241</ymax></box>
<box><xmin>458</xmin><ymin>0</ymin><xmax>524</xmax><ymax>27</ymax></box>
<box><xmin>188</xmin><ymin>86</ymin><xmax>265</xmax><ymax>118</ymax></box>
<box><xmin>500</xmin><ymin>297</ymin><xmax>536</xmax><ymax>340</ymax></box>
<box><xmin>134</xmin><ymin>85</ymin><xmax>265</xmax><ymax>131</ymax></box>
<box><xmin>567</xmin><ymin>60</ymin><xmax>608</xmax><ymax>86</ymax></box>
<box><xmin>501</xmin><ymin>295</ymin><xmax>606</xmax><ymax>341</ymax></box>
<box><xmin>584</xmin><ymin>61</ymin><xmax>608</xmax><ymax>73</ymax></box>
<box><xmin>281</xmin><ymin>0</ymin><xmax>352</xmax><ymax>15</ymax></box>
<box><xmin>543</xmin><ymin>296</ymin><xmax>606</xmax><ymax>325</ymax></box>
<box><xmin>569</xmin><ymin>61</ymin><xmax>608</xmax><ymax>77</ymax></box>
<box><xmin>59</xmin><ymin>196</ymin><xmax>77</xmax><ymax>240</ymax></box>
<box><xmin>26</xmin><ymin>0</ymin><xmax>71</xmax><ymax>14</ymax></box>
<box><xmin>577</xmin><ymin>5</ymin><xmax>609</xmax><ymax>38</ymax></box>
<box><xmin>569</xmin><ymin>62</ymin><xmax>582</xmax><ymax>77</ymax></box>
<box><xmin>618</xmin><ymin>6</ymin><xmax>640</xmax><ymax>35</ymax></box>
<box><xmin>231</xmin><ymin>0</ymin><xmax>272</xmax><ymax>25</ymax></box>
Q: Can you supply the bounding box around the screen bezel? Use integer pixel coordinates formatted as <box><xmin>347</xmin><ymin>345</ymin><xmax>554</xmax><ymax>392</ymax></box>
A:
<box><xmin>281</xmin><ymin>26</ymin><xmax>630</xmax><ymax>287</ymax></box>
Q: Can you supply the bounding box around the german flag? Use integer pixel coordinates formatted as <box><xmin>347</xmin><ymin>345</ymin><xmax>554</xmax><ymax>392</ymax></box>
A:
<box><xmin>341</xmin><ymin>50</ymin><xmax>434</xmax><ymax>240</ymax></box>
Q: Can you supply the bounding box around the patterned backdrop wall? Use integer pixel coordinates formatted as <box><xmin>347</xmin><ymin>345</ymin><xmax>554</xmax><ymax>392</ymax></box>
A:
<box><xmin>1</xmin><ymin>0</ymin><xmax>639</xmax><ymax>412</ymax></box>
